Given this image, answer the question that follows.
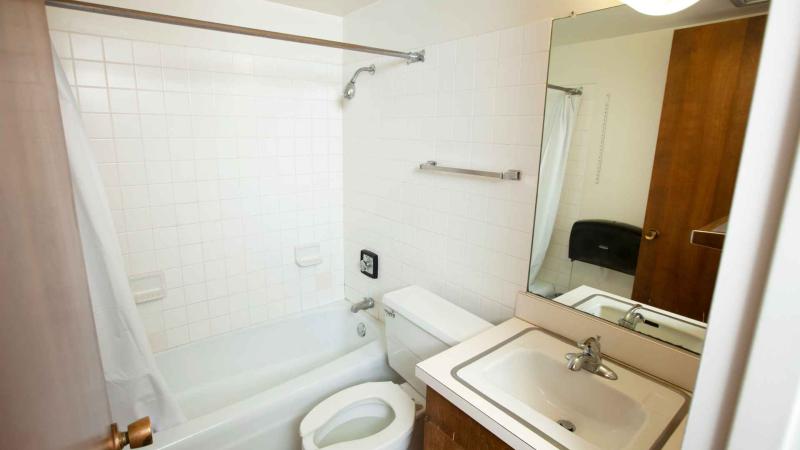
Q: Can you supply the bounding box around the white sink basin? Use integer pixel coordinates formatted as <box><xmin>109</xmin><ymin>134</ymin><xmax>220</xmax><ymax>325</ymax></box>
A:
<box><xmin>454</xmin><ymin>329</ymin><xmax>689</xmax><ymax>450</ymax></box>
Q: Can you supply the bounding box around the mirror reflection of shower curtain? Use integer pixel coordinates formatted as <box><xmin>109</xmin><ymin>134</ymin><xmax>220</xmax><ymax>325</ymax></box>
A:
<box><xmin>52</xmin><ymin>50</ymin><xmax>185</xmax><ymax>430</ymax></box>
<box><xmin>529</xmin><ymin>89</ymin><xmax>581</xmax><ymax>289</ymax></box>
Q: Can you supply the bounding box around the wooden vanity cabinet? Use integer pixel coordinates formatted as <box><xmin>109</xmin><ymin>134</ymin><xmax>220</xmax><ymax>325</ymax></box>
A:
<box><xmin>424</xmin><ymin>387</ymin><xmax>512</xmax><ymax>450</ymax></box>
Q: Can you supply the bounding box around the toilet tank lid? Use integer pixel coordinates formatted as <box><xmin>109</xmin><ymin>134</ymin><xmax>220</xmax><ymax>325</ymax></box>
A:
<box><xmin>383</xmin><ymin>285</ymin><xmax>492</xmax><ymax>346</ymax></box>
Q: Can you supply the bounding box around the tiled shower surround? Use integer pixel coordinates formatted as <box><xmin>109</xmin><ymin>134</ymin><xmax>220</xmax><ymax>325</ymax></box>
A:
<box><xmin>50</xmin><ymin>30</ymin><xmax>344</xmax><ymax>351</ymax></box>
<box><xmin>49</xmin><ymin>17</ymin><xmax>551</xmax><ymax>350</ymax></box>
<box><xmin>343</xmin><ymin>20</ymin><xmax>551</xmax><ymax>323</ymax></box>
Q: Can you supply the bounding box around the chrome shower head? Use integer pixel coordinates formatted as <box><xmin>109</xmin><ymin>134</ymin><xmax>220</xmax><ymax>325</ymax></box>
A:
<box><xmin>343</xmin><ymin>81</ymin><xmax>357</xmax><ymax>99</ymax></box>
<box><xmin>343</xmin><ymin>64</ymin><xmax>375</xmax><ymax>100</ymax></box>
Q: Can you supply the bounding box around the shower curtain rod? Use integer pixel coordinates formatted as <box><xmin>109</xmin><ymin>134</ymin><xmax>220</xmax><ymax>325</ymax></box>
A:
<box><xmin>547</xmin><ymin>84</ymin><xmax>583</xmax><ymax>95</ymax></box>
<box><xmin>44</xmin><ymin>0</ymin><xmax>425</xmax><ymax>63</ymax></box>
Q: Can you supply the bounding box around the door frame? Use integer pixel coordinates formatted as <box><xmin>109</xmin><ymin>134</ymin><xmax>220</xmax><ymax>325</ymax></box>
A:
<box><xmin>683</xmin><ymin>0</ymin><xmax>800</xmax><ymax>447</ymax></box>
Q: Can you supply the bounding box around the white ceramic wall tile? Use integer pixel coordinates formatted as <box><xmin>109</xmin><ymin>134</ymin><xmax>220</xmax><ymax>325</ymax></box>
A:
<box><xmin>133</xmin><ymin>41</ymin><xmax>162</xmax><ymax>66</ymax></box>
<box><xmin>78</xmin><ymin>87</ymin><xmax>109</xmax><ymax>113</ymax></box>
<box><xmin>71</xmin><ymin>34</ymin><xmax>103</xmax><ymax>60</ymax></box>
<box><xmin>109</xmin><ymin>89</ymin><xmax>138</xmax><ymax>113</ymax></box>
<box><xmin>54</xmin><ymin>30</ymin><xmax>344</xmax><ymax>352</ymax></box>
<box><xmin>74</xmin><ymin>61</ymin><xmax>106</xmax><ymax>87</ymax></box>
<box><xmin>103</xmin><ymin>38</ymin><xmax>134</xmax><ymax>63</ymax></box>
<box><xmin>343</xmin><ymin>21</ymin><xmax>550</xmax><ymax>324</ymax></box>
<box><xmin>135</xmin><ymin>66</ymin><xmax>163</xmax><ymax>90</ymax></box>
<box><xmin>106</xmin><ymin>63</ymin><xmax>136</xmax><ymax>89</ymax></box>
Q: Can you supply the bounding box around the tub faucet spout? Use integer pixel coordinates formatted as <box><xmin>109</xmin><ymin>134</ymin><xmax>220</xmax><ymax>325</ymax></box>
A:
<box><xmin>350</xmin><ymin>297</ymin><xmax>375</xmax><ymax>313</ymax></box>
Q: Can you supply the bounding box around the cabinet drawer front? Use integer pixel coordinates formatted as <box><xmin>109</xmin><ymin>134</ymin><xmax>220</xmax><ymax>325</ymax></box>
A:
<box><xmin>424</xmin><ymin>419</ymin><xmax>463</xmax><ymax>450</ymax></box>
<box><xmin>425</xmin><ymin>387</ymin><xmax>513</xmax><ymax>450</ymax></box>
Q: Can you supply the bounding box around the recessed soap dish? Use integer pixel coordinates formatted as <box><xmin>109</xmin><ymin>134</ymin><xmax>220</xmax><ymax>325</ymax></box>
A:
<box><xmin>129</xmin><ymin>271</ymin><xmax>166</xmax><ymax>304</ymax></box>
<box><xmin>295</xmin><ymin>243</ymin><xmax>323</xmax><ymax>267</ymax></box>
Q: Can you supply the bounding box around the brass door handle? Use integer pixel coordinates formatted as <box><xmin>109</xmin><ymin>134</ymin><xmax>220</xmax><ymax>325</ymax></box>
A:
<box><xmin>644</xmin><ymin>229</ymin><xmax>660</xmax><ymax>241</ymax></box>
<box><xmin>110</xmin><ymin>417</ymin><xmax>152</xmax><ymax>450</ymax></box>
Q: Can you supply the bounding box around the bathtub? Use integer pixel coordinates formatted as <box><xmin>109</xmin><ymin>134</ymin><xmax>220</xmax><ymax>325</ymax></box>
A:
<box><xmin>153</xmin><ymin>301</ymin><xmax>397</xmax><ymax>450</ymax></box>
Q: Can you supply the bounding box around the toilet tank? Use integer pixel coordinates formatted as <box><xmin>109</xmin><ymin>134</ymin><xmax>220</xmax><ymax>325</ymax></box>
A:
<box><xmin>382</xmin><ymin>285</ymin><xmax>492</xmax><ymax>396</ymax></box>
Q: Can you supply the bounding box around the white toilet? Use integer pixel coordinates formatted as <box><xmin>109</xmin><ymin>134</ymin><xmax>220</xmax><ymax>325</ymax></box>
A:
<box><xmin>299</xmin><ymin>285</ymin><xmax>492</xmax><ymax>450</ymax></box>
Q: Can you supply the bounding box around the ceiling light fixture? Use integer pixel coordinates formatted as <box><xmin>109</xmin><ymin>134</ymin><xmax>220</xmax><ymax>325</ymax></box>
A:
<box><xmin>622</xmin><ymin>0</ymin><xmax>701</xmax><ymax>15</ymax></box>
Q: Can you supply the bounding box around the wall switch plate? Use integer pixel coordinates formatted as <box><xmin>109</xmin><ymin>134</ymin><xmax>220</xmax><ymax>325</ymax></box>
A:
<box><xmin>360</xmin><ymin>250</ymin><xmax>378</xmax><ymax>279</ymax></box>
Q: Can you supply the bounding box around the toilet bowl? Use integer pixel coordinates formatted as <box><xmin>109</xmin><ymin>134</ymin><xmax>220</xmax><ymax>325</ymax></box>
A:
<box><xmin>299</xmin><ymin>285</ymin><xmax>492</xmax><ymax>450</ymax></box>
<box><xmin>299</xmin><ymin>382</ymin><xmax>414</xmax><ymax>450</ymax></box>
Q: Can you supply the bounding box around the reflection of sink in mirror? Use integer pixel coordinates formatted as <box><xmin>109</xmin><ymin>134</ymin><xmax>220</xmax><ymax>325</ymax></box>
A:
<box><xmin>454</xmin><ymin>328</ymin><xmax>689</xmax><ymax>450</ymax></box>
<box><xmin>556</xmin><ymin>286</ymin><xmax>707</xmax><ymax>353</ymax></box>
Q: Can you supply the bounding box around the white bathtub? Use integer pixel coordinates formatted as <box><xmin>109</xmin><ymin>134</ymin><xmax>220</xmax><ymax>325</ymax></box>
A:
<box><xmin>153</xmin><ymin>301</ymin><xmax>397</xmax><ymax>450</ymax></box>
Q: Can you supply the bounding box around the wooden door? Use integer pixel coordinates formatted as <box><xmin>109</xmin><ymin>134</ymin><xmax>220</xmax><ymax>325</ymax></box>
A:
<box><xmin>632</xmin><ymin>16</ymin><xmax>766</xmax><ymax>321</ymax></box>
<box><xmin>0</xmin><ymin>1</ymin><xmax>113</xmax><ymax>448</ymax></box>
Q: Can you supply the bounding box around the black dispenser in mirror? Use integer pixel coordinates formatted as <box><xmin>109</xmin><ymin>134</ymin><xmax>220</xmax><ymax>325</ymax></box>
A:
<box><xmin>568</xmin><ymin>220</ymin><xmax>642</xmax><ymax>275</ymax></box>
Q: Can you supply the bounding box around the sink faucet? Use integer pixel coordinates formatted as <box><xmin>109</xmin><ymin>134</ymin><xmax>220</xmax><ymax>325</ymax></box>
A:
<box><xmin>618</xmin><ymin>304</ymin><xmax>645</xmax><ymax>330</ymax></box>
<box><xmin>350</xmin><ymin>297</ymin><xmax>375</xmax><ymax>313</ymax></box>
<box><xmin>565</xmin><ymin>336</ymin><xmax>618</xmax><ymax>380</ymax></box>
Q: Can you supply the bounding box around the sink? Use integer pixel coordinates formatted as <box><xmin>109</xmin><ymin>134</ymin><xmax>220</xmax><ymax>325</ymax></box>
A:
<box><xmin>572</xmin><ymin>294</ymin><xmax>706</xmax><ymax>354</ymax></box>
<box><xmin>453</xmin><ymin>328</ymin><xmax>689</xmax><ymax>450</ymax></box>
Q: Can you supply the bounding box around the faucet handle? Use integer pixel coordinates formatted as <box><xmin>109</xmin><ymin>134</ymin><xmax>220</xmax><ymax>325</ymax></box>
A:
<box><xmin>578</xmin><ymin>335</ymin><xmax>600</xmax><ymax>345</ymax></box>
<box><xmin>578</xmin><ymin>336</ymin><xmax>602</xmax><ymax>353</ymax></box>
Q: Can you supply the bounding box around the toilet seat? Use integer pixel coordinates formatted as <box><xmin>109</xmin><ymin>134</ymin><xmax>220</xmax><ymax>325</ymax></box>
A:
<box><xmin>300</xmin><ymin>382</ymin><xmax>415</xmax><ymax>450</ymax></box>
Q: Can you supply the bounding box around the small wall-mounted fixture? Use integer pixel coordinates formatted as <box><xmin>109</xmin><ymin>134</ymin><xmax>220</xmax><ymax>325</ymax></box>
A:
<box><xmin>129</xmin><ymin>271</ymin><xmax>166</xmax><ymax>304</ymax></box>
<box><xmin>360</xmin><ymin>250</ymin><xmax>378</xmax><ymax>279</ymax></box>
<box><xmin>295</xmin><ymin>243</ymin><xmax>323</xmax><ymax>267</ymax></box>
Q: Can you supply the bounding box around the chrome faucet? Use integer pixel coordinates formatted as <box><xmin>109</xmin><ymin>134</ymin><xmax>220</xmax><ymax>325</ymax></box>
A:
<box><xmin>618</xmin><ymin>304</ymin><xmax>645</xmax><ymax>330</ymax></box>
<box><xmin>350</xmin><ymin>297</ymin><xmax>375</xmax><ymax>313</ymax></box>
<box><xmin>565</xmin><ymin>336</ymin><xmax>618</xmax><ymax>380</ymax></box>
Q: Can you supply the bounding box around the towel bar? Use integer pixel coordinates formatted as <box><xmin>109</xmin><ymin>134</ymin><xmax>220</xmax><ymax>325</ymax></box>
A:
<box><xmin>418</xmin><ymin>161</ymin><xmax>520</xmax><ymax>181</ymax></box>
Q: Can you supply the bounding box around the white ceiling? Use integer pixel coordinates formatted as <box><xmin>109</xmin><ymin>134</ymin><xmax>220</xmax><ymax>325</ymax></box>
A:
<box><xmin>265</xmin><ymin>0</ymin><xmax>379</xmax><ymax>16</ymax></box>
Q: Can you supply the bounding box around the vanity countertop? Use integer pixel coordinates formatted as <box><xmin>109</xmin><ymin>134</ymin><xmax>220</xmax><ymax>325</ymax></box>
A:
<box><xmin>415</xmin><ymin>317</ymin><xmax>687</xmax><ymax>450</ymax></box>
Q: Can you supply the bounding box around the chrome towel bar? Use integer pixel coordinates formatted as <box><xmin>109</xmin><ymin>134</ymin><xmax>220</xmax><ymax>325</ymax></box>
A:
<box><xmin>418</xmin><ymin>161</ymin><xmax>521</xmax><ymax>181</ymax></box>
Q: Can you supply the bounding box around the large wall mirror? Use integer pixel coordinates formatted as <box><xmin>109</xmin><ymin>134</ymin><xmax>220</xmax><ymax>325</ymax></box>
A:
<box><xmin>528</xmin><ymin>2</ymin><xmax>769</xmax><ymax>354</ymax></box>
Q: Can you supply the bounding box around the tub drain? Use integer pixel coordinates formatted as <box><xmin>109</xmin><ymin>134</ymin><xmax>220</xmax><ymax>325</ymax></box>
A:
<box><xmin>557</xmin><ymin>419</ymin><xmax>576</xmax><ymax>432</ymax></box>
<box><xmin>357</xmin><ymin>322</ymin><xmax>366</xmax><ymax>337</ymax></box>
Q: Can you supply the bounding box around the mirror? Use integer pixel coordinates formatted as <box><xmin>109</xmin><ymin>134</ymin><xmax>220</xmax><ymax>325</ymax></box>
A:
<box><xmin>528</xmin><ymin>2</ymin><xmax>769</xmax><ymax>354</ymax></box>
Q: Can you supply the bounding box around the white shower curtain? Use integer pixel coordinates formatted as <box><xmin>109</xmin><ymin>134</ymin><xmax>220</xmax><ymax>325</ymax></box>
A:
<box><xmin>529</xmin><ymin>89</ymin><xmax>581</xmax><ymax>288</ymax></box>
<box><xmin>52</xmin><ymin>51</ymin><xmax>185</xmax><ymax>430</ymax></box>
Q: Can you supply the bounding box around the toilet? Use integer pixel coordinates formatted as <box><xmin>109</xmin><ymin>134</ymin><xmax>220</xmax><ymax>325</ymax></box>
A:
<box><xmin>299</xmin><ymin>285</ymin><xmax>492</xmax><ymax>449</ymax></box>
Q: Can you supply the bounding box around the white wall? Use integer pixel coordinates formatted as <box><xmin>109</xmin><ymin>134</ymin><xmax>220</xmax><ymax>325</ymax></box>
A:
<box><xmin>45</xmin><ymin>0</ymin><xmax>624</xmax><ymax>349</ymax></box>
<box><xmin>341</xmin><ymin>0</ymin><xmax>618</xmax><ymax>323</ymax></box>
<box><xmin>727</xmin><ymin>136</ymin><xmax>800</xmax><ymax>449</ymax></box>
<box><xmin>343</xmin><ymin>0</ymin><xmax>618</xmax><ymax>63</ymax></box>
<box><xmin>534</xmin><ymin>29</ymin><xmax>672</xmax><ymax>297</ymax></box>
<box><xmin>47</xmin><ymin>0</ymin><xmax>345</xmax><ymax>351</ymax></box>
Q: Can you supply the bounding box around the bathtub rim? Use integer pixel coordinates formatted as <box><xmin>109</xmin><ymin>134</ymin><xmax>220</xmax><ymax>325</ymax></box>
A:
<box><xmin>153</xmin><ymin>339</ymin><xmax>393</xmax><ymax>449</ymax></box>
<box><xmin>154</xmin><ymin>299</ymin><xmax>382</xmax><ymax>358</ymax></box>
<box><xmin>152</xmin><ymin>299</ymin><xmax>392</xmax><ymax>447</ymax></box>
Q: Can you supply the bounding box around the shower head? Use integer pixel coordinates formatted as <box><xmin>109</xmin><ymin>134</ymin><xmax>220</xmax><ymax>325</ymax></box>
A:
<box><xmin>343</xmin><ymin>64</ymin><xmax>375</xmax><ymax>100</ymax></box>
